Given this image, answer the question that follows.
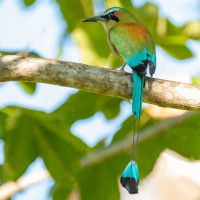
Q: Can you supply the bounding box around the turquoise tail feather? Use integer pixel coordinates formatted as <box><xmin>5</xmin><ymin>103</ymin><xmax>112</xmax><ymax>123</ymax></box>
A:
<box><xmin>132</xmin><ymin>71</ymin><xmax>145</xmax><ymax>119</ymax></box>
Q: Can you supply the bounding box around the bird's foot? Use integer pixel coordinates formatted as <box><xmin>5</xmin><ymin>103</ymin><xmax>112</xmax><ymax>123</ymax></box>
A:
<box><xmin>119</xmin><ymin>63</ymin><xmax>126</xmax><ymax>71</ymax></box>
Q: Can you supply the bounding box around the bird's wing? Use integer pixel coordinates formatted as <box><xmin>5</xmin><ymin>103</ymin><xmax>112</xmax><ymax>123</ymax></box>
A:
<box><xmin>109</xmin><ymin>23</ymin><xmax>156</xmax><ymax>68</ymax></box>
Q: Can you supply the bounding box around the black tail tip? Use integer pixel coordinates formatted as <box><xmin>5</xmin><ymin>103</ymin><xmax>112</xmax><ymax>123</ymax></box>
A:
<box><xmin>120</xmin><ymin>176</ymin><xmax>139</xmax><ymax>194</ymax></box>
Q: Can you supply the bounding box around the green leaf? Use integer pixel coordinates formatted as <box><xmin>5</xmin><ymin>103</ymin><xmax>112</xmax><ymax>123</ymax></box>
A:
<box><xmin>55</xmin><ymin>91</ymin><xmax>122</xmax><ymax>125</ymax></box>
<box><xmin>166</xmin><ymin>114</ymin><xmax>200</xmax><ymax>159</ymax></box>
<box><xmin>18</xmin><ymin>82</ymin><xmax>37</xmax><ymax>94</ymax></box>
<box><xmin>161</xmin><ymin>45</ymin><xmax>193</xmax><ymax>59</ymax></box>
<box><xmin>23</xmin><ymin>0</ymin><xmax>36</xmax><ymax>6</ymax></box>
<box><xmin>22</xmin><ymin>108</ymin><xmax>88</xmax><ymax>185</ymax></box>
<box><xmin>107</xmin><ymin>53</ymin><xmax>124</xmax><ymax>69</ymax></box>
<box><xmin>51</xmin><ymin>184</ymin><xmax>73</xmax><ymax>200</ymax></box>
<box><xmin>2</xmin><ymin>106</ymin><xmax>88</xmax><ymax>185</ymax></box>
<box><xmin>165</xmin><ymin>19</ymin><xmax>183</xmax><ymax>35</ymax></box>
<box><xmin>118</xmin><ymin>0</ymin><xmax>134</xmax><ymax>8</ymax></box>
<box><xmin>56</xmin><ymin>0</ymin><xmax>111</xmax><ymax>67</ymax></box>
<box><xmin>0</xmin><ymin>110</ymin><xmax>7</xmax><ymax>138</ymax></box>
<box><xmin>35</xmin><ymin>126</ymin><xmax>80</xmax><ymax>184</ymax></box>
<box><xmin>56</xmin><ymin>0</ymin><xmax>93</xmax><ymax>32</ymax></box>
<box><xmin>3</xmin><ymin>108</ymin><xmax>37</xmax><ymax>180</ymax></box>
<box><xmin>183</xmin><ymin>21</ymin><xmax>200</xmax><ymax>40</ymax></box>
<box><xmin>136</xmin><ymin>113</ymin><xmax>200</xmax><ymax>178</ymax></box>
<box><xmin>192</xmin><ymin>77</ymin><xmax>200</xmax><ymax>85</ymax></box>
<box><xmin>73</xmin><ymin>24</ymin><xmax>110</xmax><ymax>66</ymax></box>
<box><xmin>80</xmin><ymin>0</ymin><xmax>94</xmax><ymax>17</ymax></box>
<box><xmin>79</xmin><ymin>163</ymin><xmax>120</xmax><ymax>200</ymax></box>
<box><xmin>158</xmin><ymin>35</ymin><xmax>188</xmax><ymax>45</ymax></box>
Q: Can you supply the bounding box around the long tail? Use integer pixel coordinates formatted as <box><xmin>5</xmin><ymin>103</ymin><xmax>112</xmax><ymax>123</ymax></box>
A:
<box><xmin>120</xmin><ymin>71</ymin><xmax>144</xmax><ymax>194</ymax></box>
<box><xmin>131</xmin><ymin>71</ymin><xmax>144</xmax><ymax>161</ymax></box>
<box><xmin>132</xmin><ymin>71</ymin><xmax>145</xmax><ymax>119</ymax></box>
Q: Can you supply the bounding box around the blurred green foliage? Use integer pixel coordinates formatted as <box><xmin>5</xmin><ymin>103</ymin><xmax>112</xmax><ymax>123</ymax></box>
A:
<box><xmin>192</xmin><ymin>76</ymin><xmax>200</xmax><ymax>85</ymax></box>
<box><xmin>0</xmin><ymin>0</ymin><xmax>200</xmax><ymax>199</ymax></box>
<box><xmin>23</xmin><ymin>0</ymin><xmax>36</xmax><ymax>6</ymax></box>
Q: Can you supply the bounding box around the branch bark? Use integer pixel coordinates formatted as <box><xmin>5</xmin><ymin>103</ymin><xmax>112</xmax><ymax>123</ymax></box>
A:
<box><xmin>1</xmin><ymin>55</ymin><xmax>200</xmax><ymax>111</ymax></box>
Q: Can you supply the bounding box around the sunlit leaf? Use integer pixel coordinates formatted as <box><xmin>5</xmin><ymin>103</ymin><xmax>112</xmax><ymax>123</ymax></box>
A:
<box><xmin>80</xmin><ymin>0</ymin><xmax>94</xmax><ymax>17</ymax></box>
<box><xmin>183</xmin><ymin>21</ymin><xmax>200</xmax><ymax>40</ymax></box>
<box><xmin>72</xmin><ymin>26</ymin><xmax>108</xmax><ymax>66</ymax></box>
<box><xmin>105</xmin><ymin>0</ymin><xmax>122</xmax><ymax>8</ymax></box>
<box><xmin>165</xmin><ymin>19</ymin><xmax>183</xmax><ymax>35</ymax></box>
<box><xmin>192</xmin><ymin>77</ymin><xmax>200</xmax><ymax>85</ymax></box>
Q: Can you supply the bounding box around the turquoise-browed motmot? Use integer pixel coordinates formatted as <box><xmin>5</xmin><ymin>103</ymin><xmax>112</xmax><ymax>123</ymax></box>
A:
<box><xmin>83</xmin><ymin>7</ymin><xmax>156</xmax><ymax>194</ymax></box>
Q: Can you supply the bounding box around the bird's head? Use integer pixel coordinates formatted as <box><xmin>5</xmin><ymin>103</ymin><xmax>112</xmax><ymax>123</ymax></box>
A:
<box><xmin>82</xmin><ymin>7</ymin><xmax>139</xmax><ymax>31</ymax></box>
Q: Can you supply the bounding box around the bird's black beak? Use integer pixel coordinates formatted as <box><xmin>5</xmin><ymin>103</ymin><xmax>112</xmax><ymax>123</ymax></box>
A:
<box><xmin>82</xmin><ymin>16</ymin><xmax>107</xmax><ymax>22</ymax></box>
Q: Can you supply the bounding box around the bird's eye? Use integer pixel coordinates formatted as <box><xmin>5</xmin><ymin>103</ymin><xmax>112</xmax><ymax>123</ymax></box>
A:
<box><xmin>108</xmin><ymin>13</ymin><xmax>114</xmax><ymax>19</ymax></box>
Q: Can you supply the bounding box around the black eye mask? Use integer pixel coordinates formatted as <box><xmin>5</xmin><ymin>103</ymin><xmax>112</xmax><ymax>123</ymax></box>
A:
<box><xmin>102</xmin><ymin>12</ymin><xmax>119</xmax><ymax>22</ymax></box>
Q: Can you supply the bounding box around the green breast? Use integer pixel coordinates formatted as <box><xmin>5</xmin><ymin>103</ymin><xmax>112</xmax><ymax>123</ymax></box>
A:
<box><xmin>109</xmin><ymin>23</ymin><xmax>156</xmax><ymax>66</ymax></box>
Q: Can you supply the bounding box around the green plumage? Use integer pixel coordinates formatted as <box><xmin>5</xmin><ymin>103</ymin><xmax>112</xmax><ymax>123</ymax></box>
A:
<box><xmin>108</xmin><ymin>22</ymin><xmax>156</xmax><ymax>118</ymax></box>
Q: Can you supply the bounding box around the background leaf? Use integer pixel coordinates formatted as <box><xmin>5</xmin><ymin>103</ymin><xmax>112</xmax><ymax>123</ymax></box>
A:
<box><xmin>78</xmin><ymin>163</ymin><xmax>120</xmax><ymax>200</ymax></box>
<box><xmin>3</xmin><ymin>107</ymin><xmax>38</xmax><ymax>180</ymax></box>
<box><xmin>192</xmin><ymin>76</ymin><xmax>200</xmax><ymax>85</ymax></box>
<box><xmin>23</xmin><ymin>0</ymin><xmax>36</xmax><ymax>7</ymax></box>
<box><xmin>17</xmin><ymin>82</ymin><xmax>37</xmax><ymax>94</ymax></box>
<box><xmin>55</xmin><ymin>91</ymin><xmax>122</xmax><ymax>124</ymax></box>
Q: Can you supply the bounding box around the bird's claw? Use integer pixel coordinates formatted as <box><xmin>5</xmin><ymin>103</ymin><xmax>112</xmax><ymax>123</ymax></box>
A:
<box><xmin>119</xmin><ymin>63</ymin><xmax>126</xmax><ymax>71</ymax></box>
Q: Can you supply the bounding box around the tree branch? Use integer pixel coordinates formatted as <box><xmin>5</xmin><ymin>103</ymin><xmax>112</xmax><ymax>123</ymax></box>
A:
<box><xmin>1</xmin><ymin>55</ymin><xmax>200</xmax><ymax>111</ymax></box>
<box><xmin>80</xmin><ymin>111</ymin><xmax>196</xmax><ymax>167</ymax></box>
<box><xmin>0</xmin><ymin>170</ymin><xmax>50</xmax><ymax>200</ymax></box>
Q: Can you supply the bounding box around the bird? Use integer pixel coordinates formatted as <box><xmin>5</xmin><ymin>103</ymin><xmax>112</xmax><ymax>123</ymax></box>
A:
<box><xmin>83</xmin><ymin>7</ymin><xmax>156</xmax><ymax>194</ymax></box>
